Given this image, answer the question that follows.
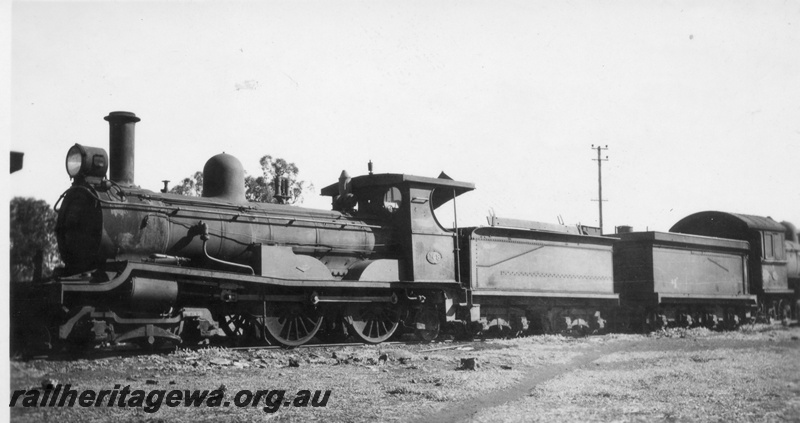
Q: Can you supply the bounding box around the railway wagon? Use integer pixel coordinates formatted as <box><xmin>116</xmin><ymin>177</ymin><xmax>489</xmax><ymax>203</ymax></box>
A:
<box><xmin>613</xmin><ymin>231</ymin><xmax>754</xmax><ymax>330</ymax></box>
<box><xmin>456</xmin><ymin>217</ymin><xmax>618</xmax><ymax>335</ymax></box>
<box><xmin>671</xmin><ymin>212</ymin><xmax>795</xmax><ymax>321</ymax></box>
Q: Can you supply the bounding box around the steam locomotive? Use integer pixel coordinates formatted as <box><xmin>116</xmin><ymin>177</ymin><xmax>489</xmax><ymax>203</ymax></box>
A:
<box><xmin>11</xmin><ymin>112</ymin><xmax>800</xmax><ymax>351</ymax></box>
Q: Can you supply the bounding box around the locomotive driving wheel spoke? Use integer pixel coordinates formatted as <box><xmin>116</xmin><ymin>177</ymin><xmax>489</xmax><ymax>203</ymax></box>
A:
<box><xmin>346</xmin><ymin>303</ymin><xmax>401</xmax><ymax>344</ymax></box>
<box><xmin>263</xmin><ymin>302</ymin><xmax>323</xmax><ymax>347</ymax></box>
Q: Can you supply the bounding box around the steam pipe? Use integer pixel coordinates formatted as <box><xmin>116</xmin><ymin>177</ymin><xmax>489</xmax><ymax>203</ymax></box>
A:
<box><xmin>104</xmin><ymin>111</ymin><xmax>140</xmax><ymax>186</ymax></box>
<box><xmin>198</xmin><ymin>222</ymin><xmax>255</xmax><ymax>275</ymax></box>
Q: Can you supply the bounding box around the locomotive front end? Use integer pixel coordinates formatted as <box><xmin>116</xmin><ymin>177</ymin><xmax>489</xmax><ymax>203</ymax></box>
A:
<box><xmin>56</xmin><ymin>111</ymin><xmax>143</xmax><ymax>273</ymax></box>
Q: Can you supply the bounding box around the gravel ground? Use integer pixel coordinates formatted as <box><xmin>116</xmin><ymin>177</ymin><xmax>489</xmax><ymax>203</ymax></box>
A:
<box><xmin>8</xmin><ymin>324</ymin><xmax>800</xmax><ymax>422</ymax></box>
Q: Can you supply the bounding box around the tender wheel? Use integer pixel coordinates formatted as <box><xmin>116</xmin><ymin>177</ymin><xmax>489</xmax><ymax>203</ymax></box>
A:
<box><xmin>779</xmin><ymin>300</ymin><xmax>792</xmax><ymax>324</ymax></box>
<box><xmin>724</xmin><ymin>308</ymin><xmax>742</xmax><ymax>330</ymax></box>
<box><xmin>346</xmin><ymin>303</ymin><xmax>400</xmax><ymax>344</ymax></box>
<box><xmin>263</xmin><ymin>302</ymin><xmax>323</xmax><ymax>347</ymax></box>
<box><xmin>413</xmin><ymin>307</ymin><xmax>440</xmax><ymax>342</ymax></box>
<box><xmin>758</xmin><ymin>299</ymin><xmax>776</xmax><ymax>323</ymax></box>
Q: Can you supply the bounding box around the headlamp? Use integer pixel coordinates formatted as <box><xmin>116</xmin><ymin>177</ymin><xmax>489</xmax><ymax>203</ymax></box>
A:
<box><xmin>66</xmin><ymin>144</ymin><xmax>108</xmax><ymax>179</ymax></box>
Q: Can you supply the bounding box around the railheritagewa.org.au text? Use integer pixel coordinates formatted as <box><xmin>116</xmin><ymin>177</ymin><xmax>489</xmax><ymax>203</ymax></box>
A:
<box><xmin>10</xmin><ymin>384</ymin><xmax>331</xmax><ymax>414</ymax></box>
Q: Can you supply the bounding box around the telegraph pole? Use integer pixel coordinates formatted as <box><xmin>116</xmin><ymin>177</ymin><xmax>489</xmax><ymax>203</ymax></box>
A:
<box><xmin>591</xmin><ymin>145</ymin><xmax>609</xmax><ymax>233</ymax></box>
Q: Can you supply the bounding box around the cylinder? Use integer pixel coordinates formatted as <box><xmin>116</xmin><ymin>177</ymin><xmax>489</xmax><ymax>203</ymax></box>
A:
<box><xmin>130</xmin><ymin>277</ymin><xmax>178</xmax><ymax>311</ymax></box>
<box><xmin>104</xmin><ymin>111</ymin><xmax>140</xmax><ymax>186</ymax></box>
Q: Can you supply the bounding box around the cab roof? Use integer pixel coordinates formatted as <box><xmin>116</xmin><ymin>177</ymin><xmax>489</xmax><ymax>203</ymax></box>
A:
<box><xmin>320</xmin><ymin>173</ymin><xmax>475</xmax><ymax>197</ymax></box>
<box><xmin>320</xmin><ymin>173</ymin><xmax>475</xmax><ymax>210</ymax></box>
<box><xmin>670</xmin><ymin>211</ymin><xmax>786</xmax><ymax>238</ymax></box>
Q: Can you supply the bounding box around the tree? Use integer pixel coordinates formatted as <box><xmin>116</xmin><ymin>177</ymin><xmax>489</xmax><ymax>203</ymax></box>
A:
<box><xmin>168</xmin><ymin>171</ymin><xmax>204</xmax><ymax>197</ymax></box>
<box><xmin>10</xmin><ymin>197</ymin><xmax>61</xmax><ymax>281</ymax></box>
<box><xmin>168</xmin><ymin>155</ymin><xmax>312</xmax><ymax>204</ymax></box>
<box><xmin>244</xmin><ymin>155</ymin><xmax>311</xmax><ymax>204</ymax></box>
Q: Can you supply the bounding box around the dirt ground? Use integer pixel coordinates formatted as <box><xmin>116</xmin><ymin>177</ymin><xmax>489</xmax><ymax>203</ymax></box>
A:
<box><xmin>8</xmin><ymin>324</ymin><xmax>800</xmax><ymax>422</ymax></box>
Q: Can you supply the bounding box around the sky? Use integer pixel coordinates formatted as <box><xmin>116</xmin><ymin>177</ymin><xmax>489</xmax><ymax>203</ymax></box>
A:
<box><xmin>6</xmin><ymin>0</ymin><xmax>800</xmax><ymax>234</ymax></box>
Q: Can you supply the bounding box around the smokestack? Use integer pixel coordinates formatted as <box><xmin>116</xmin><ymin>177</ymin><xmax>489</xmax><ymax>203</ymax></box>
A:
<box><xmin>104</xmin><ymin>111</ymin><xmax>140</xmax><ymax>186</ymax></box>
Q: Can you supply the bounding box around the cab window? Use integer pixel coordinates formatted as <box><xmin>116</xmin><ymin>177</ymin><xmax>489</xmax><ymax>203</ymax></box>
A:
<box><xmin>763</xmin><ymin>232</ymin><xmax>785</xmax><ymax>260</ymax></box>
<box><xmin>383</xmin><ymin>187</ymin><xmax>402</xmax><ymax>213</ymax></box>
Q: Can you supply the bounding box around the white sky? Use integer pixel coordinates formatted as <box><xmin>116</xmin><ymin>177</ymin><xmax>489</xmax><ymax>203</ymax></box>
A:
<box><xmin>3</xmin><ymin>1</ymin><xmax>799</xmax><ymax>413</ymax></box>
<box><xmin>7</xmin><ymin>0</ymin><xmax>800</xmax><ymax>233</ymax></box>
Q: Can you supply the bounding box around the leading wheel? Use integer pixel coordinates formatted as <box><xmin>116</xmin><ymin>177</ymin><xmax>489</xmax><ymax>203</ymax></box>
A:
<box><xmin>346</xmin><ymin>303</ymin><xmax>401</xmax><ymax>344</ymax></box>
<box><xmin>263</xmin><ymin>302</ymin><xmax>323</xmax><ymax>347</ymax></box>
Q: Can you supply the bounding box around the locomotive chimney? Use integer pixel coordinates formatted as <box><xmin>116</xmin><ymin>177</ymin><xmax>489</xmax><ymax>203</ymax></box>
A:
<box><xmin>104</xmin><ymin>111</ymin><xmax>141</xmax><ymax>186</ymax></box>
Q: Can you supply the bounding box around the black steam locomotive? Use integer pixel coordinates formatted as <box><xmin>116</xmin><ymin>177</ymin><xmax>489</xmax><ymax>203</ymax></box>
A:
<box><xmin>11</xmin><ymin>112</ymin><xmax>800</xmax><ymax>351</ymax></box>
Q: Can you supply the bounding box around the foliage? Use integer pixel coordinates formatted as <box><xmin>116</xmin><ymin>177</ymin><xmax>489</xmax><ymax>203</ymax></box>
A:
<box><xmin>244</xmin><ymin>155</ymin><xmax>310</xmax><ymax>204</ymax></box>
<box><xmin>168</xmin><ymin>155</ymin><xmax>311</xmax><ymax>204</ymax></box>
<box><xmin>10</xmin><ymin>197</ymin><xmax>61</xmax><ymax>281</ymax></box>
<box><xmin>168</xmin><ymin>171</ymin><xmax>204</xmax><ymax>197</ymax></box>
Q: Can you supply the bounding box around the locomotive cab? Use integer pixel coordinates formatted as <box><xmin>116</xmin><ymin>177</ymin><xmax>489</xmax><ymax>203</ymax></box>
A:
<box><xmin>322</xmin><ymin>172</ymin><xmax>475</xmax><ymax>283</ymax></box>
<box><xmin>671</xmin><ymin>211</ymin><xmax>794</xmax><ymax>321</ymax></box>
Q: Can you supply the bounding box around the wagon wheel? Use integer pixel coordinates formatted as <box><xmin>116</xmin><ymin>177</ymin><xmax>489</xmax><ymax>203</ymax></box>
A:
<box><xmin>643</xmin><ymin>310</ymin><xmax>664</xmax><ymax>332</ymax></box>
<box><xmin>758</xmin><ymin>299</ymin><xmax>776</xmax><ymax>323</ymax></box>
<box><xmin>345</xmin><ymin>303</ymin><xmax>401</xmax><ymax>344</ymax></box>
<box><xmin>220</xmin><ymin>313</ymin><xmax>264</xmax><ymax>346</ymax></box>
<box><xmin>779</xmin><ymin>300</ymin><xmax>792</xmax><ymax>322</ymax></box>
<box><xmin>263</xmin><ymin>302</ymin><xmax>323</xmax><ymax>347</ymax></box>
<box><xmin>725</xmin><ymin>308</ymin><xmax>743</xmax><ymax>330</ymax></box>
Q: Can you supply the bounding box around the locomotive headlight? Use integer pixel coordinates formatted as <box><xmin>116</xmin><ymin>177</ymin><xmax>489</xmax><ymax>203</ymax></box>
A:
<box><xmin>66</xmin><ymin>144</ymin><xmax>108</xmax><ymax>179</ymax></box>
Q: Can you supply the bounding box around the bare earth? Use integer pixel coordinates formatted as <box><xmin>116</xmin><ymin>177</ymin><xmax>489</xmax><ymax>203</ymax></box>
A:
<box><xmin>9</xmin><ymin>324</ymin><xmax>800</xmax><ymax>422</ymax></box>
